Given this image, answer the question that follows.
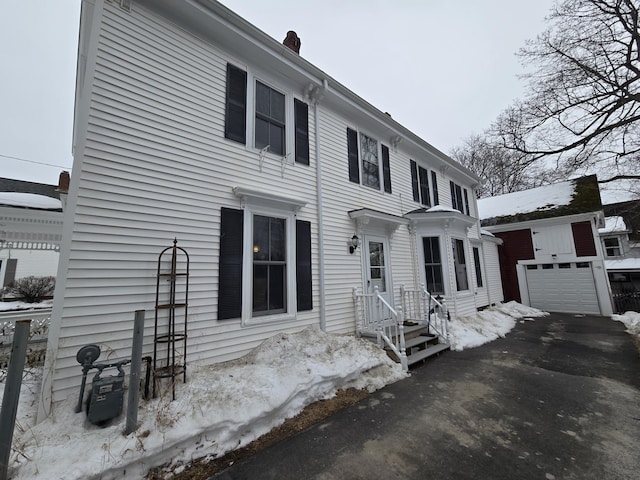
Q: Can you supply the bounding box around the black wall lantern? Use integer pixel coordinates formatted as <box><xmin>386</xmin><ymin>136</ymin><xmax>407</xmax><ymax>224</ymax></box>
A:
<box><xmin>348</xmin><ymin>234</ymin><xmax>360</xmax><ymax>254</ymax></box>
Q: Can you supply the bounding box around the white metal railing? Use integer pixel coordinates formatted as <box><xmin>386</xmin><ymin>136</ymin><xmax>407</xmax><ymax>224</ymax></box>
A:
<box><xmin>353</xmin><ymin>286</ymin><xmax>408</xmax><ymax>371</ymax></box>
<box><xmin>400</xmin><ymin>284</ymin><xmax>450</xmax><ymax>345</ymax></box>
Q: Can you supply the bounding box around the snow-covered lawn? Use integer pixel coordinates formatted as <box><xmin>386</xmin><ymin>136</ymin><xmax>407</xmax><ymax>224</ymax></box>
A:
<box><xmin>4</xmin><ymin>301</ymin><xmax>629</xmax><ymax>480</ymax></box>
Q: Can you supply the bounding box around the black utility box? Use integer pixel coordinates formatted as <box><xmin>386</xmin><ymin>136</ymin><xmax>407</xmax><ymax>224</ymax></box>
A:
<box><xmin>87</xmin><ymin>368</ymin><xmax>126</xmax><ymax>425</ymax></box>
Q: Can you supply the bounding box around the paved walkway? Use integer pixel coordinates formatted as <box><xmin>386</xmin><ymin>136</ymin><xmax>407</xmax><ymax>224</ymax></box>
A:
<box><xmin>210</xmin><ymin>313</ymin><xmax>640</xmax><ymax>479</ymax></box>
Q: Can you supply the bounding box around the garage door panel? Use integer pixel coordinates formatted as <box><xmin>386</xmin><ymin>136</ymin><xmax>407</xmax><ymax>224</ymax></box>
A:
<box><xmin>525</xmin><ymin>263</ymin><xmax>600</xmax><ymax>314</ymax></box>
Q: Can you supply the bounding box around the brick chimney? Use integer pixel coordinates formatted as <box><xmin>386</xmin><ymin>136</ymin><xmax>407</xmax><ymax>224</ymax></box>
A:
<box><xmin>283</xmin><ymin>31</ymin><xmax>301</xmax><ymax>54</ymax></box>
<box><xmin>57</xmin><ymin>171</ymin><xmax>70</xmax><ymax>193</ymax></box>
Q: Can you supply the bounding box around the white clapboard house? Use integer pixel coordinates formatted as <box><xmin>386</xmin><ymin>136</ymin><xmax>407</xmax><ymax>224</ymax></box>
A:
<box><xmin>39</xmin><ymin>0</ymin><xmax>504</xmax><ymax>420</ymax></box>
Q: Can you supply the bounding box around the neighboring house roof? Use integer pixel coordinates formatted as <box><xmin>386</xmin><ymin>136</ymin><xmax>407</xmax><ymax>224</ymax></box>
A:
<box><xmin>0</xmin><ymin>177</ymin><xmax>59</xmax><ymax>199</ymax></box>
<box><xmin>477</xmin><ymin>175</ymin><xmax>602</xmax><ymax>227</ymax></box>
<box><xmin>0</xmin><ymin>192</ymin><xmax>62</xmax><ymax>211</ymax></box>
<box><xmin>599</xmin><ymin>216</ymin><xmax>629</xmax><ymax>234</ymax></box>
<box><xmin>605</xmin><ymin>258</ymin><xmax>640</xmax><ymax>271</ymax></box>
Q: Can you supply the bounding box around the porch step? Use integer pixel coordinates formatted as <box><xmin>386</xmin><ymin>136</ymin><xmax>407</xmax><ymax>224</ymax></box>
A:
<box><xmin>404</xmin><ymin>334</ymin><xmax>439</xmax><ymax>350</ymax></box>
<box><xmin>406</xmin><ymin>343</ymin><xmax>450</xmax><ymax>366</ymax></box>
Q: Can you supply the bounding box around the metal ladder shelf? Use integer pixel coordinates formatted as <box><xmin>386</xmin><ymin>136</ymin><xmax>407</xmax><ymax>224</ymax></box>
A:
<box><xmin>153</xmin><ymin>238</ymin><xmax>189</xmax><ymax>399</ymax></box>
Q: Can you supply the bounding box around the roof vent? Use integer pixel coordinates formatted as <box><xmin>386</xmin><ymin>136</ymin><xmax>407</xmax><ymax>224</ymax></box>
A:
<box><xmin>283</xmin><ymin>31</ymin><xmax>301</xmax><ymax>54</ymax></box>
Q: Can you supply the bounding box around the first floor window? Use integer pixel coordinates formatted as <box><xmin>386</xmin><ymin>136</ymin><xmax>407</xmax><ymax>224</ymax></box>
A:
<box><xmin>603</xmin><ymin>237</ymin><xmax>622</xmax><ymax>257</ymax></box>
<box><xmin>472</xmin><ymin>246</ymin><xmax>483</xmax><ymax>288</ymax></box>
<box><xmin>217</xmin><ymin>207</ymin><xmax>312</xmax><ymax>321</ymax></box>
<box><xmin>452</xmin><ymin>238</ymin><xmax>469</xmax><ymax>291</ymax></box>
<box><xmin>253</xmin><ymin>215</ymin><xmax>286</xmax><ymax>315</ymax></box>
<box><xmin>422</xmin><ymin>237</ymin><xmax>444</xmax><ymax>294</ymax></box>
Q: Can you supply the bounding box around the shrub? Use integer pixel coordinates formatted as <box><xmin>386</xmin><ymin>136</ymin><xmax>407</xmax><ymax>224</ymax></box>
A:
<box><xmin>8</xmin><ymin>276</ymin><xmax>56</xmax><ymax>303</ymax></box>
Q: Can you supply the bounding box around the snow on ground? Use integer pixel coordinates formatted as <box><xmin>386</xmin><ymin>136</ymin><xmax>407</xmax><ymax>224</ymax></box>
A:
<box><xmin>612</xmin><ymin>311</ymin><xmax>640</xmax><ymax>337</ymax></box>
<box><xmin>0</xmin><ymin>300</ymin><xmax>53</xmax><ymax>312</ymax></box>
<box><xmin>448</xmin><ymin>301</ymin><xmax>548</xmax><ymax>351</ymax></box>
<box><xmin>0</xmin><ymin>302</ymin><xmax>571</xmax><ymax>480</ymax></box>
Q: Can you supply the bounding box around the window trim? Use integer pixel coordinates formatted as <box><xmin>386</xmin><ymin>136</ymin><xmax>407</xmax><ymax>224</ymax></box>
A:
<box><xmin>410</xmin><ymin>161</ymin><xmax>433</xmax><ymax>207</ymax></box>
<box><xmin>346</xmin><ymin>127</ymin><xmax>389</xmax><ymax>192</ymax></box>
<box><xmin>422</xmin><ymin>236</ymin><xmax>445</xmax><ymax>295</ymax></box>
<box><xmin>225</xmin><ymin>66</ymin><xmax>309</xmax><ymax>165</ymax></box>
<box><xmin>603</xmin><ymin>237</ymin><xmax>622</xmax><ymax>257</ymax></box>
<box><xmin>241</xmin><ymin>204</ymin><xmax>297</xmax><ymax>325</ymax></box>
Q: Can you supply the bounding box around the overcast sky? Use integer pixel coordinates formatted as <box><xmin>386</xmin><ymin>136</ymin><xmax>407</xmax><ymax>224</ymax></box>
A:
<box><xmin>1</xmin><ymin>0</ymin><xmax>555</xmax><ymax>186</ymax></box>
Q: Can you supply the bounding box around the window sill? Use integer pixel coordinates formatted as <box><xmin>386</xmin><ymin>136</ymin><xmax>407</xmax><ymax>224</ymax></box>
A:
<box><xmin>242</xmin><ymin>312</ymin><xmax>297</xmax><ymax>327</ymax></box>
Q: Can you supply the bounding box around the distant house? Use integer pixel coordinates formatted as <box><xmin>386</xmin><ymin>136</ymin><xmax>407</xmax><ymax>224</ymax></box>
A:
<box><xmin>0</xmin><ymin>176</ymin><xmax>66</xmax><ymax>291</ymax></box>
<box><xmin>478</xmin><ymin>175</ymin><xmax>613</xmax><ymax>316</ymax></box>
<box><xmin>598</xmin><ymin>182</ymin><xmax>640</xmax><ymax>312</ymax></box>
<box><xmin>38</xmin><ymin>0</ymin><xmax>504</xmax><ymax>419</ymax></box>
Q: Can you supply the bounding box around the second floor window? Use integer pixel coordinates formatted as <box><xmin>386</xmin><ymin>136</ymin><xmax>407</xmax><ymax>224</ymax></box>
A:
<box><xmin>255</xmin><ymin>81</ymin><xmax>285</xmax><ymax>156</ymax></box>
<box><xmin>604</xmin><ymin>237</ymin><xmax>622</xmax><ymax>257</ymax></box>
<box><xmin>224</xmin><ymin>63</ymin><xmax>309</xmax><ymax>165</ymax></box>
<box><xmin>450</xmin><ymin>181</ymin><xmax>470</xmax><ymax>215</ymax></box>
<box><xmin>411</xmin><ymin>161</ymin><xmax>431</xmax><ymax>207</ymax></box>
<box><xmin>347</xmin><ymin>128</ymin><xmax>391</xmax><ymax>193</ymax></box>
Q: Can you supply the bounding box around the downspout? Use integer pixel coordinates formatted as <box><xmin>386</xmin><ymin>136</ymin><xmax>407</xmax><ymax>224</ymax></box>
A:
<box><xmin>312</xmin><ymin>80</ymin><xmax>328</xmax><ymax>331</ymax></box>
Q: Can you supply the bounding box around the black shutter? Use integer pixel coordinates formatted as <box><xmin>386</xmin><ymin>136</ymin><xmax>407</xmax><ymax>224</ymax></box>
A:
<box><xmin>381</xmin><ymin>144</ymin><xmax>392</xmax><ymax>193</ymax></box>
<box><xmin>347</xmin><ymin>128</ymin><xmax>360</xmax><ymax>183</ymax></box>
<box><xmin>431</xmin><ymin>171</ymin><xmax>439</xmax><ymax>205</ymax></box>
<box><xmin>419</xmin><ymin>166</ymin><xmax>430</xmax><ymax>207</ymax></box>
<box><xmin>218</xmin><ymin>207</ymin><xmax>244</xmax><ymax>320</ymax></box>
<box><xmin>224</xmin><ymin>64</ymin><xmax>247</xmax><ymax>144</ymax></box>
<box><xmin>463</xmin><ymin>188</ymin><xmax>470</xmax><ymax>215</ymax></box>
<box><xmin>294</xmin><ymin>99</ymin><xmax>309</xmax><ymax>165</ymax></box>
<box><xmin>296</xmin><ymin>220</ymin><xmax>313</xmax><ymax>311</ymax></box>
<box><xmin>410</xmin><ymin>160</ymin><xmax>419</xmax><ymax>202</ymax></box>
<box><xmin>450</xmin><ymin>181</ymin><xmax>457</xmax><ymax>211</ymax></box>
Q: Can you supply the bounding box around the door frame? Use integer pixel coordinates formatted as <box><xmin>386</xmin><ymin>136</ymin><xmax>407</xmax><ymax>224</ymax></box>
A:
<box><xmin>361</xmin><ymin>233</ymin><xmax>393</xmax><ymax>307</ymax></box>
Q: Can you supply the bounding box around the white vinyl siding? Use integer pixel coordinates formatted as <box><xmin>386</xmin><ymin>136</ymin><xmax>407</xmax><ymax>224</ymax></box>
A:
<box><xmin>47</xmin><ymin>3</ymin><xmax>319</xmax><ymax>403</ymax></box>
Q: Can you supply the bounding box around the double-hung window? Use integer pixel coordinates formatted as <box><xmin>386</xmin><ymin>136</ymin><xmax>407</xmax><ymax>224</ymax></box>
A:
<box><xmin>224</xmin><ymin>63</ymin><xmax>309</xmax><ymax>165</ymax></box>
<box><xmin>255</xmin><ymin>82</ymin><xmax>285</xmax><ymax>156</ymax></box>
<box><xmin>450</xmin><ymin>181</ymin><xmax>470</xmax><ymax>215</ymax></box>
<box><xmin>411</xmin><ymin>161</ymin><xmax>434</xmax><ymax>207</ymax></box>
<box><xmin>347</xmin><ymin>128</ymin><xmax>392</xmax><ymax>193</ymax></box>
<box><xmin>252</xmin><ymin>215</ymin><xmax>287</xmax><ymax>315</ymax></box>
<box><xmin>218</xmin><ymin>203</ymin><xmax>313</xmax><ymax>323</ymax></box>
<box><xmin>603</xmin><ymin>237</ymin><xmax>622</xmax><ymax>257</ymax></box>
<box><xmin>422</xmin><ymin>237</ymin><xmax>444</xmax><ymax>294</ymax></box>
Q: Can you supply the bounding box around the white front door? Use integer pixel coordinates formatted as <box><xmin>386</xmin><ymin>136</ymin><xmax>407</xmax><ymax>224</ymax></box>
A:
<box><xmin>364</xmin><ymin>235</ymin><xmax>392</xmax><ymax>306</ymax></box>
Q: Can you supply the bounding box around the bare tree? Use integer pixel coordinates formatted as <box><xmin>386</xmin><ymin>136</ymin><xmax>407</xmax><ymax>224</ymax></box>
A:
<box><xmin>494</xmin><ymin>0</ymin><xmax>640</xmax><ymax>182</ymax></box>
<box><xmin>450</xmin><ymin>134</ymin><xmax>559</xmax><ymax>198</ymax></box>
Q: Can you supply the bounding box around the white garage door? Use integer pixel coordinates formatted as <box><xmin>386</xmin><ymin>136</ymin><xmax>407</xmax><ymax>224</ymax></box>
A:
<box><xmin>525</xmin><ymin>262</ymin><xmax>600</xmax><ymax>314</ymax></box>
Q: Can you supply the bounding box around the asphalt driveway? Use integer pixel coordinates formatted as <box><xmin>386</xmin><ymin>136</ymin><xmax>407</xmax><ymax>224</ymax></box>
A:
<box><xmin>211</xmin><ymin>313</ymin><xmax>640</xmax><ymax>480</ymax></box>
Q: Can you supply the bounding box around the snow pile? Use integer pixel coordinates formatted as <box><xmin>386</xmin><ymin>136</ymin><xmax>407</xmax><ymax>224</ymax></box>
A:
<box><xmin>612</xmin><ymin>311</ymin><xmax>640</xmax><ymax>338</ymax></box>
<box><xmin>7</xmin><ymin>326</ymin><xmax>405</xmax><ymax>480</ymax></box>
<box><xmin>2</xmin><ymin>302</ymin><xmax>555</xmax><ymax>480</ymax></box>
<box><xmin>448</xmin><ymin>301</ymin><xmax>548</xmax><ymax>351</ymax></box>
<box><xmin>0</xmin><ymin>300</ymin><xmax>53</xmax><ymax>312</ymax></box>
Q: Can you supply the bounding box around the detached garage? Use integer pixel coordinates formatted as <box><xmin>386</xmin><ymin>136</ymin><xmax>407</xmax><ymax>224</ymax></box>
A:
<box><xmin>524</xmin><ymin>262</ymin><xmax>600</xmax><ymax>314</ymax></box>
<box><xmin>478</xmin><ymin>175</ymin><xmax>614</xmax><ymax>316</ymax></box>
